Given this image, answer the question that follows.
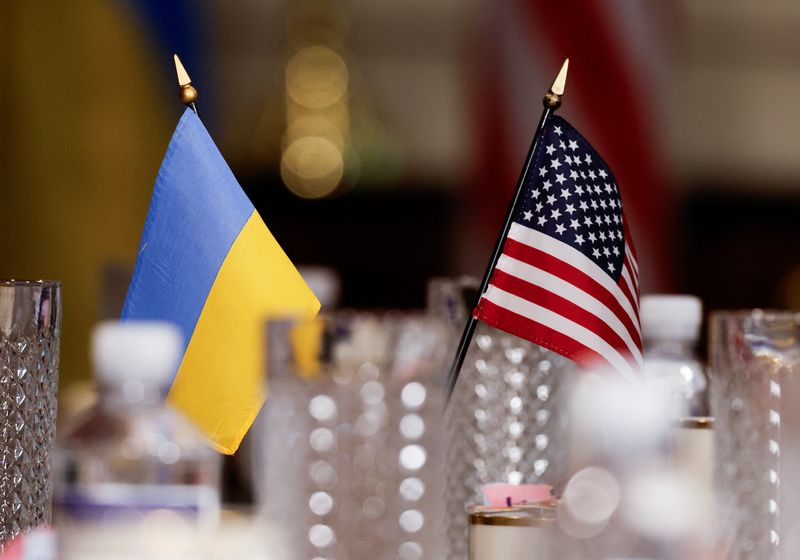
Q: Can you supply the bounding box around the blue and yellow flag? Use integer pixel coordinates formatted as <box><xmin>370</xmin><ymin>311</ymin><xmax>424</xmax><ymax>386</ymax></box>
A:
<box><xmin>122</xmin><ymin>108</ymin><xmax>320</xmax><ymax>454</ymax></box>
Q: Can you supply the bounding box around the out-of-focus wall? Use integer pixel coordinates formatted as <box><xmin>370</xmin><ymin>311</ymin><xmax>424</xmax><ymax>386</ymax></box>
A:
<box><xmin>675</xmin><ymin>1</ymin><xmax>800</xmax><ymax>188</ymax></box>
<box><xmin>0</xmin><ymin>1</ymin><xmax>170</xmax><ymax>385</ymax></box>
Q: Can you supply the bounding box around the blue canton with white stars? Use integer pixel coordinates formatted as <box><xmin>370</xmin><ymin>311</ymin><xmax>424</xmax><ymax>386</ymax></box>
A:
<box><xmin>515</xmin><ymin>116</ymin><xmax>625</xmax><ymax>280</ymax></box>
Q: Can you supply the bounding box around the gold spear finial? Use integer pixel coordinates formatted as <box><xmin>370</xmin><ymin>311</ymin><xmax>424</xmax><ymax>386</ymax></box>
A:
<box><xmin>173</xmin><ymin>54</ymin><xmax>198</xmax><ymax>109</ymax></box>
<box><xmin>543</xmin><ymin>58</ymin><xmax>569</xmax><ymax>109</ymax></box>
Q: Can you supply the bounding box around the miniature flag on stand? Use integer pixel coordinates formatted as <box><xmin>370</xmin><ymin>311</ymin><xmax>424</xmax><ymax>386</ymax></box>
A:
<box><xmin>122</xmin><ymin>109</ymin><xmax>320</xmax><ymax>454</ymax></box>
<box><xmin>474</xmin><ymin>116</ymin><xmax>641</xmax><ymax>379</ymax></box>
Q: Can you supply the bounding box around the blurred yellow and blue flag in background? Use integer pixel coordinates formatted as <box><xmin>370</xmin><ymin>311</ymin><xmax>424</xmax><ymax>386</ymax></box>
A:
<box><xmin>122</xmin><ymin>108</ymin><xmax>320</xmax><ymax>454</ymax></box>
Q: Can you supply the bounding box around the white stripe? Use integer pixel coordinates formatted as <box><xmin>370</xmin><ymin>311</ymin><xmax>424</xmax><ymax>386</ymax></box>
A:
<box><xmin>508</xmin><ymin>223</ymin><xmax>641</xmax><ymax>335</ymax></box>
<box><xmin>620</xmin><ymin>265</ymin><xmax>639</xmax><ymax>311</ymax></box>
<box><xmin>626</xmin><ymin>246</ymin><xmax>640</xmax><ymax>279</ymax></box>
<box><xmin>484</xmin><ymin>286</ymin><xmax>638</xmax><ymax>381</ymax></box>
<box><xmin>624</xmin><ymin>257</ymin><xmax>639</xmax><ymax>294</ymax></box>
<box><xmin>496</xmin><ymin>255</ymin><xmax>643</xmax><ymax>365</ymax></box>
<box><xmin>622</xmin><ymin>266</ymin><xmax>639</xmax><ymax>302</ymax></box>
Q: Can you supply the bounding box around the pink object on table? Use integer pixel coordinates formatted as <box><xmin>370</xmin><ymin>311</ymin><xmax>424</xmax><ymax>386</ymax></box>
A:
<box><xmin>482</xmin><ymin>483</ymin><xmax>553</xmax><ymax>507</ymax></box>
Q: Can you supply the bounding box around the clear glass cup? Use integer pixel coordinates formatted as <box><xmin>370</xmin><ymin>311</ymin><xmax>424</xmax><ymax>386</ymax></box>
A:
<box><xmin>709</xmin><ymin>310</ymin><xmax>800</xmax><ymax>560</ymax></box>
<box><xmin>427</xmin><ymin>278</ymin><xmax>577</xmax><ymax>560</ymax></box>
<box><xmin>0</xmin><ymin>280</ymin><xmax>61</xmax><ymax>547</ymax></box>
<box><xmin>255</xmin><ymin>312</ymin><xmax>450</xmax><ymax>559</ymax></box>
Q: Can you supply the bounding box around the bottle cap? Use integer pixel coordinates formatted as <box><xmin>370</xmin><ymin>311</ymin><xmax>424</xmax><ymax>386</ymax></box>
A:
<box><xmin>640</xmin><ymin>295</ymin><xmax>702</xmax><ymax>341</ymax></box>
<box><xmin>91</xmin><ymin>321</ymin><xmax>182</xmax><ymax>384</ymax></box>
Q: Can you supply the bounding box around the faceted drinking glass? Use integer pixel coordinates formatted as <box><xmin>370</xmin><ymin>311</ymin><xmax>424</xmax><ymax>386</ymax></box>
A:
<box><xmin>0</xmin><ymin>280</ymin><xmax>61</xmax><ymax>546</ymax></box>
<box><xmin>255</xmin><ymin>312</ymin><xmax>450</xmax><ymax>560</ymax></box>
<box><xmin>427</xmin><ymin>278</ymin><xmax>576</xmax><ymax>560</ymax></box>
<box><xmin>710</xmin><ymin>310</ymin><xmax>800</xmax><ymax>560</ymax></box>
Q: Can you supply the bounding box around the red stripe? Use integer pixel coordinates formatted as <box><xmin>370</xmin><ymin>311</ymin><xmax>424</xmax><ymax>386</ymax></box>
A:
<box><xmin>502</xmin><ymin>237</ymin><xmax>642</xmax><ymax>347</ymax></box>
<box><xmin>626</xmin><ymin>252</ymin><xmax>640</xmax><ymax>286</ymax></box>
<box><xmin>618</xmin><ymin>257</ymin><xmax>639</xmax><ymax>316</ymax></box>
<box><xmin>624</xmin><ymin>258</ymin><xmax>639</xmax><ymax>296</ymax></box>
<box><xmin>488</xmin><ymin>269</ymin><xmax>637</xmax><ymax>362</ymax></box>
<box><xmin>624</xmin><ymin>259</ymin><xmax>639</xmax><ymax>298</ymax></box>
<box><xmin>476</xmin><ymin>298</ymin><xmax>613</xmax><ymax>371</ymax></box>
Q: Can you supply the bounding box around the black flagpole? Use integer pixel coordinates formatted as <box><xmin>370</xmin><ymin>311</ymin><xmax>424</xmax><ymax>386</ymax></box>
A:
<box><xmin>445</xmin><ymin>59</ymin><xmax>569</xmax><ymax>403</ymax></box>
<box><xmin>174</xmin><ymin>54</ymin><xmax>200</xmax><ymax>116</ymax></box>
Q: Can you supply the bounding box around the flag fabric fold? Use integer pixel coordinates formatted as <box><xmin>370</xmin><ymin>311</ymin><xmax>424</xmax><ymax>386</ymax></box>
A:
<box><xmin>474</xmin><ymin>116</ymin><xmax>641</xmax><ymax>379</ymax></box>
<box><xmin>122</xmin><ymin>108</ymin><xmax>320</xmax><ymax>454</ymax></box>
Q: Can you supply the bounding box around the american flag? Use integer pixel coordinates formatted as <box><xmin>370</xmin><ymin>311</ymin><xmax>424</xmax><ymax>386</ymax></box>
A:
<box><xmin>474</xmin><ymin>116</ymin><xmax>642</xmax><ymax>379</ymax></box>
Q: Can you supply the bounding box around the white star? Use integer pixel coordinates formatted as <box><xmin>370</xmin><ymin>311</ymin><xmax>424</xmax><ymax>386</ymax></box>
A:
<box><xmin>542</xmin><ymin>180</ymin><xmax>552</xmax><ymax>190</ymax></box>
<box><xmin>585</xmin><ymin>154</ymin><xmax>593</xmax><ymax>165</ymax></box>
<box><xmin>590</xmin><ymin>200</ymin><xmax>599</xmax><ymax>210</ymax></box>
<box><xmin>574</xmin><ymin>234</ymin><xmax>585</xmax><ymax>246</ymax></box>
<box><xmin>592</xmin><ymin>248</ymin><xmax>601</xmax><ymax>258</ymax></box>
<box><xmin>575</xmin><ymin>185</ymin><xmax>584</xmax><ymax>195</ymax></box>
<box><xmin>603</xmin><ymin>247</ymin><xmax>611</xmax><ymax>257</ymax></box>
<box><xmin>605</xmin><ymin>183</ymin><xmax>613</xmax><ymax>193</ymax></box>
<box><xmin>545</xmin><ymin>144</ymin><xmax>556</xmax><ymax>155</ymax></box>
<box><xmin>539</xmin><ymin>166</ymin><xmax>548</xmax><ymax>177</ymax></box>
<box><xmin>604</xmin><ymin>215</ymin><xmax>611</xmax><ymax>225</ymax></box>
<box><xmin>599</xmin><ymin>199</ymin><xmax>607</xmax><ymax>209</ymax></box>
<box><xmin>608</xmin><ymin>199</ymin><xmax>616</xmax><ymax>209</ymax></box>
<box><xmin>559</xmin><ymin>140</ymin><xmax>567</xmax><ymax>150</ymax></box>
<box><xmin>583</xmin><ymin>216</ymin><xmax>593</xmax><ymax>227</ymax></box>
<box><xmin>564</xmin><ymin>155</ymin><xmax>572</xmax><ymax>166</ymax></box>
<box><xmin>553</xmin><ymin>125</ymin><xmax>562</xmax><ymax>135</ymax></box>
<box><xmin>537</xmin><ymin>216</ymin><xmax>547</xmax><ymax>226</ymax></box>
<box><xmin>560</xmin><ymin>188</ymin><xmax>571</xmax><ymax>200</ymax></box>
<box><xmin>555</xmin><ymin>223</ymin><xmax>566</xmax><ymax>235</ymax></box>
<box><xmin>565</xmin><ymin>203</ymin><xmax>576</xmax><ymax>215</ymax></box>
<box><xmin>550</xmin><ymin>208</ymin><xmax>562</xmax><ymax>220</ymax></box>
<box><xmin>523</xmin><ymin>210</ymin><xmax>533</xmax><ymax>221</ymax></box>
<box><xmin>598</xmin><ymin>169</ymin><xmax>608</xmax><ymax>179</ymax></box>
<box><xmin>580</xmin><ymin>171</ymin><xmax>587</xmax><ymax>179</ymax></box>
<box><xmin>614</xmin><ymin>215</ymin><xmax>620</xmax><ymax>224</ymax></box>
<box><xmin>555</xmin><ymin>173</ymin><xmax>566</xmax><ymax>185</ymax></box>
<box><xmin>588</xmin><ymin>170</ymin><xmax>596</xmax><ymax>180</ymax></box>
<box><xmin>595</xmin><ymin>216</ymin><xmax>603</xmax><ymax>226</ymax></box>
<box><xmin>588</xmin><ymin>232</ymin><xmax>597</xmax><ymax>243</ymax></box>
<box><xmin>569</xmin><ymin>219</ymin><xmax>580</xmax><ymax>230</ymax></box>
<box><xmin>535</xmin><ymin>202</ymin><xmax>544</xmax><ymax>212</ymax></box>
<box><xmin>594</xmin><ymin>185</ymin><xmax>603</xmax><ymax>194</ymax></box>
<box><xmin>550</xmin><ymin>158</ymin><xmax>561</xmax><ymax>170</ymax></box>
<box><xmin>570</xmin><ymin>170</ymin><xmax>579</xmax><ymax>180</ymax></box>
<box><xmin>608</xmin><ymin>262</ymin><xmax>615</xmax><ymax>272</ymax></box>
<box><xmin>612</xmin><ymin>246</ymin><xmax>620</xmax><ymax>256</ymax></box>
<box><xmin>599</xmin><ymin>230</ymin><xmax>607</xmax><ymax>241</ymax></box>
<box><xmin>579</xmin><ymin>201</ymin><xmax>589</xmax><ymax>211</ymax></box>
<box><xmin>546</xmin><ymin>194</ymin><xmax>557</xmax><ymax>205</ymax></box>
<box><xmin>568</xmin><ymin>139</ymin><xmax>579</xmax><ymax>151</ymax></box>
<box><xmin>531</xmin><ymin>189</ymin><xmax>541</xmax><ymax>199</ymax></box>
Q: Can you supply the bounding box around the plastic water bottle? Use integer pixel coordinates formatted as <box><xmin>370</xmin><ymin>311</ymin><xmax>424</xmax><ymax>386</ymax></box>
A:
<box><xmin>54</xmin><ymin>321</ymin><xmax>221</xmax><ymax>558</ymax></box>
<box><xmin>641</xmin><ymin>295</ymin><xmax>707</xmax><ymax>418</ymax></box>
<box><xmin>641</xmin><ymin>295</ymin><xmax>714</xmax><ymax>552</ymax></box>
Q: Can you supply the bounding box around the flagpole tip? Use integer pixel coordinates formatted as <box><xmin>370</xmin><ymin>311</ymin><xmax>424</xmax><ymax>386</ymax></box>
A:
<box><xmin>173</xmin><ymin>54</ymin><xmax>198</xmax><ymax>106</ymax></box>
<box><xmin>543</xmin><ymin>58</ymin><xmax>569</xmax><ymax>109</ymax></box>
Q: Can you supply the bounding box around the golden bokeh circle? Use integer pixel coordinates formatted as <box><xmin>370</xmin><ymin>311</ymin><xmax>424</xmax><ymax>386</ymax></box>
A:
<box><xmin>280</xmin><ymin>136</ymin><xmax>344</xmax><ymax>198</ymax></box>
<box><xmin>286</xmin><ymin>46</ymin><xmax>348</xmax><ymax>109</ymax></box>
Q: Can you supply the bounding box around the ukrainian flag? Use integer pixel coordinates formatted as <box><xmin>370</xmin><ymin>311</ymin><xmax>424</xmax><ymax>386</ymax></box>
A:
<box><xmin>123</xmin><ymin>108</ymin><xmax>320</xmax><ymax>454</ymax></box>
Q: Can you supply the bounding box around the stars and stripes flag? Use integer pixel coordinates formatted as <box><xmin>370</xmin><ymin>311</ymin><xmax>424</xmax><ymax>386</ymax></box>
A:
<box><xmin>474</xmin><ymin>116</ymin><xmax>642</xmax><ymax>379</ymax></box>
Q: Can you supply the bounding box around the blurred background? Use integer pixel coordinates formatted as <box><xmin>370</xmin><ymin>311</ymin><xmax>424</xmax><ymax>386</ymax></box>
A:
<box><xmin>2</xmin><ymin>0</ymin><xmax>800</xmax><ymax>387</ymax></box>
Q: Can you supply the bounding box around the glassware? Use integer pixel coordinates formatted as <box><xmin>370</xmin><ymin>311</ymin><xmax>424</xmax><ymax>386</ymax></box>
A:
<box><xmin>709</xmin><ymin>310</ymin><xmax>800</xmax><ymax>560</ymax></box>
<box><xmin>255</xmin><ymin>312</ymin><xmax>450</xmax><ymax>560</ymax></box>
<box><xmin>54</xmin><ymin>321</ymin><xmax>220</xmax><ymax>559</ymax></box>
<box><xmin>0</xmin><ymin>280</ymin><xmax>61</xmax><ymax>547</ymax></box>
<box><xmin>427</xmin><ymin>278</ymin><xmax>576</xmax><ymax>560</ymax></box>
